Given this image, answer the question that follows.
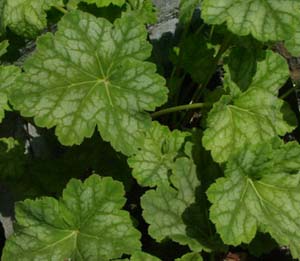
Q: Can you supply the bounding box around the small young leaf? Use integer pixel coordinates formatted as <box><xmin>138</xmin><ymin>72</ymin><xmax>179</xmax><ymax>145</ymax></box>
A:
<box><xmin>10</xmin><ymin>10</ymin><xmax>168</xmax><ymax>155</ymax></box>
<box><xmin>0</xmin><ymin>138</ymin><xmax>26</xmax><ymax>179</ymax></box>
<box><xmin>3</xmin><ymin>0</ymin><xmax>64</xmax><ymax>38</ymax></box>
<box><xmin>175</xmin><ymin>252</ymin><xmax>203</xmax><ymax>261</ymax></box>
<box><xmin>128</xmin><ymin>122</ymin><xmax>190</xmax><ymax>187</ymax></box>
<box><xmin>2</xmin><ymin>174</ymin><xmax>141</xmax><ymax>260</ymax></box>
<box><xmin>202</xmin><ymin>0</ymin><xmax>300</xmax><ymax>42</ymax></box>
<box><xmin>141</xmin><ymin>157</ymin><xmax>204</xmax><ymax>251</ymax></box>
<box><xmin>179</xmin><ymin>0</ymin><xmax>201</xmax><ymax>24</ymax></box>
<box><xmin>0</xmin><ymin>40</ymin><xmax>9</xmax><ymax>57</ymax></box>
<box><xmin>207</xmin><ymin>139</ymin><xmax>300</xmax><ymax>259</ymax></box>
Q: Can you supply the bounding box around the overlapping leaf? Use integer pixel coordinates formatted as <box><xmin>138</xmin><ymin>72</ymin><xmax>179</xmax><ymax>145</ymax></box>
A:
<box><xmin>179</xmin><ymin>34</ymin><xmax>215</xmax><ymax>84</ymax></box>
<box><xmin>3</xmin><ymin>0</ymin><xmax>63</xmax><ymax>38</ymax></box>
<box><xmin>203</xmin><ymin>51</ymin><xmax>294</xmax><ymax>163</ymax></box>
<box><xmin>202</xmin><ymin>0</ymin><xmax>300</xmax><ymax>42</ymax></box>
<box><xmin>67</xmin><ymin>0</ymin><xmax>125</xmax><ymax>9</ymax></box>
<box><xmin>2</xmin><ymin>174</ymin><xmax>141</xmax><ymax>260</ymax></box>
<box><xmin>141</xmin><ymin>157</ymin><xmax>204</xmax><ymax>251</ymax></box>
<box><xmin>128</xmin><ymin>122</ymin><xmax>189</xmax><ymax>187</ymax></box>
<box><xmin>10</xmin><ymin>10</ymin><xmax>168</xmax><ymax>155</ymax></box>
<box><xmin>207</xmin><ymin>139</ymin><xmax>300</xmax><ymax>259</ymax></box>
<box><xmin>285</xmin><ymin>28</ymin><xmax>300</xmax><ymax>57</ymax></box>
<box><xmin>0</xmin><ymin>0</ymin><xmax>5</xmax><ymax>36</ymax></box>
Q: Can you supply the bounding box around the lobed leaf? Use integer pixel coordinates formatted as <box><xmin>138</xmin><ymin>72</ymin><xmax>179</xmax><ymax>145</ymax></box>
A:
<box><xmin>10</xmin><ymin>10</ymin><xmax>168</xmax><ymax>155</ymax></box>
<box><xmin>141</xmin><ymin>157</ymin><xmax>204</xmax><ymax>251</ymax></box>
<box><xmin>202</xmin><ymin>0</ymin><xmax>300</xmax><ymax>42</ymax></box>
<box><xmin>2</xmin><ymin>174</ymin><xmax>141</xmax><ymax>260</ymax></box>
<box><xmin>207</xmin><ymin>139</ymin><xmax>300</xmax><ymax>259</ymax></box>
<box><xmin>128</xmin><ymin>122</ymin><xmax>189</xmax><ymax>187</ymax></box>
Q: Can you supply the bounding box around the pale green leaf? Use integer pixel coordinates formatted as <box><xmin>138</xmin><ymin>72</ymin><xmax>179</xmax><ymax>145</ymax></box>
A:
<box><xmin>10</xmin><ymin>10</ymin><xmax>168</xmax><ymax>155</ymax></box>
<box><xmin>130</xmin><ymin>251</ymin><xmax>161</xmax><ymax>261</ymax></box>
<box><xmin>141</xmin><ymin>157</ymin><xmax>203</xmax><ymax>251</ymax></box>
<box><xmin>176</xmin><ymin>252</ymin><xmax>203</xmax><ymax>261</ymax></box>
<box><xmin>0</xmin><ymin>138</ymin><xmax>26</xmax><ymax>179</ymax></box>
<box><xmin>179</xmin><ymin>0</ymin><xmax>201</xmax><ymax>24</ymax></box>
<box><xmin>207</xmin><ymin>139</ymin><xmax>300</xmax><ymax>259</ymax></box>
<box><xmin>202</xmin><ymin>0</ymin><xmax>300</xmax><ymax>42</ymax></box>
<box><xmin>3</xmin><ymin>0</ymin><xmax>63</xmax><ymax>38</ymax></box>
<box><xmin>2</xmin><ymin>174</ymin><xmax>141</xmax><ymax>260</ymax></box>
<box><xmin>0</xmin><ymin>40</ymin><xmax>9</xmax><ymax>57</ymax></box>
<box><xmin>0</xmin><ymin>64</ymin><xmax>20</xmax><ymax>122</ymax></box>
<box><xmin>250</xmin><ymin>51</ymin><xmax>289</xmax><ymax>95</ymax></box>
<box><xmin>128</xmin><ymin>122</ymin><xmax>189</xmax><ymax>187</ymax></box>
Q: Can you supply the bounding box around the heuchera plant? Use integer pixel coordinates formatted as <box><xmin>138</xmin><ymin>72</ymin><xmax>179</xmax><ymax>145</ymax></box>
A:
<box><xmin>1</xmin><ymin>0</ymin><xmax>300</xmax><ymax>260</ymax></box>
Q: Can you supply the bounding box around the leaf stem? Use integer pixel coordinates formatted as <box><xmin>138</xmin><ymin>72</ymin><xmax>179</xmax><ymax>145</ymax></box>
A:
<box><xmin>54</xmin><ymin>5</ymin><xmax>68</xmax><ymax>14</ymax></box>
<box><xmin>151</xmin><ymin>102</ymin><xmax>211</xmax><ymax>118</ymax></box>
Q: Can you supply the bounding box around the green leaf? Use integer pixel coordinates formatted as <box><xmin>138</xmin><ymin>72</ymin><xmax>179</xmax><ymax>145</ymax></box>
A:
<box><xmin>207</xmin><ymin>139</ymin><xmax>300</xmax><ymax>259</ymax></box>
<box><xmin>180</xmin><ymin>34</ymin><xmax>215</xmax><ymax>84</ymax></box>
<box><xmin>3</xmin><ymin>0</ymin><xmax>64</xmax><ymax>38</ymax></box>
<box><xmin>179</xmin><ymin>0</ymin><xmax>201</xmax><ymax>24</ymax></box>
<box><xmin>128</xmin><ymin>122</ymin><xmax>189</xmax><ymax>187</ymax></box>
<box><xmin>126</xmin><ymin>0</ymin><xmax>157</xmax><ymax>24</ymax></box>
<box><xmin>285</xmin><ymin>28</ymin><xmax>300</xmax><ymax>56</ymax></box>
<box><xmin>0</xmin><ymin>64</ymin><xmax>20</xmax><ymax>123</ymax></box>
<box><xmin>0</xmin><ymin>40</ymin><xmax>9</xmax><ymax>57</ymax></box>
<box><xmin>203</xmin><ymin>51</ymin><xmax>294</xmax><ymax>163</ymax></box>
<box><xmin>226</xmin><ymin>47</ymin><xmax>262</xmax><ymax>92</ymax></box>
<box><xmin>202</xmin><ymin>0</ymin><xmax>300</xmax><ymax>42</ymax></box>
<box><xmin>175</xmin><ymin>252</ymin><xmax>203</xmax><ymax>261</ymax></box>
<box><xmin>2</xmin><ymin>174</ymin><xmax>141</xmax><ymax>260</ymax></box>
<box><xmin>0</xmin><ymin>138</ymin><xmax>26</xmax><ymax>180</ymax></box>
<box><xmin>130</xmin><ymin>251</ymin><xmax>161</xmax><ymax>261</ymax></box>
<box><xmin>141</xmin><ymin>157</ymin><xmax>203</xmax><ymax>251</ymax></box>
<box><xmin>10</xmin><ymin>10</ymin><xmax>168</xmax><ymax>155</ymax></box>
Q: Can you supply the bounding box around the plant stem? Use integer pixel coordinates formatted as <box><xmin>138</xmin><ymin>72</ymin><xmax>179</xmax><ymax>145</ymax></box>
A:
<box><xmin>280</xmin><ymin>83</ymin><xmax>297</xmax><ymax>99</ymax></box>
<box><xmin>151</xmin><ymin>102</ymin><xmax>211</xmax><ymax>118</ymax></box>
<box><xmin>54</xmin><ymin>5</ymin><xmax>68</xmax><ymax>14</ymax></box>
